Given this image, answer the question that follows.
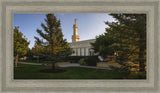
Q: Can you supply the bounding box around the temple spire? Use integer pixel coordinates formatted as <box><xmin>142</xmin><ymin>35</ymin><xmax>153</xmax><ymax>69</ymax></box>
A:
<box><xmin>72</xmin><ymin>18</ymin><xmax>80</xmax><ymax>42</ymax></box>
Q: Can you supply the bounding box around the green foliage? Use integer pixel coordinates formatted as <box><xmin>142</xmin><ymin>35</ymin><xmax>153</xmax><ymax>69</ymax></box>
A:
<box><xmin>78</xmin><ymin>58</ymin><xmax>86</xmax><ymax>65</ymax></box>
<box><xmin>126</xmin><ymin>71</ymin><xmax>146</xmax><ymax>79</ymax></box>
<box><xmin>91</xmin><ymin>14</ymin><xmax>146</xmax><ymax>71</ymax></box>
<box><xmin>109</xmin><ymin>14</ymin><xmax>146</xmax><ymax>71</ymax></box>
<box><xmin>66</xmin><ymin>56</ymin><xmax>99</xmax><ymax>64</ymax></box>
<box><xmin>85</xmin><ymin>56</ymin><xmax>100</xmax><ymax>66</ymax></box>
<box><xmin>34</xmin><ymin>14</ymin><xmax>72</xmax><ymax>60</ymax></box>
<box><xmin>66</xmin><ymin>56</ymin><xmax>87</xmax><ymax>63</ymax></box>
<box><xmin>91</xmin><ymin>34</ymin><xmax>113</xmax><ymax>57</ymax></box>
<box><xmin>14</xmin><ymin>26</ymin><xmax>30</xmax><ymax>57</ymax></box>
<box><xmin>109</xmin><ymin>64</ymin><xmax>131</xmax><ymax>73</ymax></box>
<box><xmin>26</xmin><ymin>49</ymin><xmax>34</xmax><ymax>60</ymax></box>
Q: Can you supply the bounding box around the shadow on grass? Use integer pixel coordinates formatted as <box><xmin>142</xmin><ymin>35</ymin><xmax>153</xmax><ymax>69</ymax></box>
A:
<box><xmin>14</xmin><ymin>66</ymin><xmax>25</xmax><ymax>68</ymax></box>
<box><xmin>39</xmin><ymin>69</ymin><xmax>66</xmax><ymax>73</ymax></box>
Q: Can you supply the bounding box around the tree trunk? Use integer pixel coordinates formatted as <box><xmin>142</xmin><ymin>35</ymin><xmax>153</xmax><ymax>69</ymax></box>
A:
<box><xmin>51</xmin><ymin>45</ymin><xmax>56</xmax><ymax>71</ymax></box>
<box><xmin>52</xmin><ymin>62</ymin><xmax>55</xmax><ymax>71</ymax></box>
<box><xmin>15</xmin><ymin>54</ymin><xmax>18</xmax><ymax>67</ymax></box>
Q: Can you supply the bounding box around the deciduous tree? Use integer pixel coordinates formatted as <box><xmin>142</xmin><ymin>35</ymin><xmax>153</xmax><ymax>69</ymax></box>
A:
<box><xmin>14</xmin><ymin>26</ymin><xmax>30</xmax><ymax>67</ymax></box>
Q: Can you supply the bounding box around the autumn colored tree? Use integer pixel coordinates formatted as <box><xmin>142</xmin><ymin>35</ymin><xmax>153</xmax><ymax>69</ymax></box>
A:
<box><xmin>14</xmin><ymin>26</ymin><xmax>30</xmax><ymax>67</ymax></box>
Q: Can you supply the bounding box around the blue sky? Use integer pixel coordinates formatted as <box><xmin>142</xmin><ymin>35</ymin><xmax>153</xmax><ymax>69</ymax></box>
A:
<box><xmin>13</xmin><ymin>13</ymin><xmax>116</xmax><ymax>49</ymax></box>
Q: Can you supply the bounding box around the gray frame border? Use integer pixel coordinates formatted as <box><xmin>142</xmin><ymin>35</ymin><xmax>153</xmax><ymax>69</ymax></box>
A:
<box><xmin>0</xmin><ymin>0</ymin><xmax>159</xmax><ymax>93</ymax></box>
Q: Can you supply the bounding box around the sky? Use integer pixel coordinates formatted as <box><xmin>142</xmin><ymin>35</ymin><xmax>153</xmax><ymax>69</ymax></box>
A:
<box><xmin>13</xmin><ymin>13</ymin><xmax>116</xmax><ymax>49</ymax></box>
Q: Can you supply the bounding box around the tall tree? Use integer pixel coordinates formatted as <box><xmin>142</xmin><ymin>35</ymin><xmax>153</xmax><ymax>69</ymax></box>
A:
<box><xmin>14</xmin><ymin>26</ymin><xmax>30</xmax><ymax>67</ymax></box>
<box><xmin>35</xmin><ymin>14</ymin><xmax>71</xmax><ymax>70</ymax></box>
<box><xmin>92</xmin><ymin>22</ymin><xmax>132</xmax><ymax>64</ymax></box>
<box><xmin>92</xmin><ymin>14</ymin><xmax>146</xmax><ymax>72</ymax></box>
<box><xmin>105</xmin><ymin>22</ymin><xmax>138</xmax><ymax>71</ymax></box>
<box><xmin>91</xmin><ymin>33</ymin><xmax>114</xmax><ymax>58</ymax></box>
<box><xmin>110</xmin><ymin>14</ymin><xmax>146</xmax><ymax>72</ymax></box>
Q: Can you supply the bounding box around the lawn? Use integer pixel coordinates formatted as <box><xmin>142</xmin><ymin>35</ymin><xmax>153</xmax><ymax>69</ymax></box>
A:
<box><xmin>14</xmin><ymin>64</ymin><xmax>146</xmax><ymax>79</ymax></box>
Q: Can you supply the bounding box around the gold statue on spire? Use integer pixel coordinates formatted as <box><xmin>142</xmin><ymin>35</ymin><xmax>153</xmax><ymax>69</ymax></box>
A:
<box><xmin>75</xmin><ymin>18</ymin><xmax>77</xmax><ymax>24</ymax></box>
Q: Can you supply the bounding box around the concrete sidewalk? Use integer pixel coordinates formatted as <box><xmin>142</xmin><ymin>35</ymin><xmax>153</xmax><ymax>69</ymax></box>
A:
<box><xmin>79</xmin><ymin>65</ymin><xmax>110</xmax><ymax>70</ymax></box>
<box><xmin>18</xmin><ymin>62</ymin><xmax>110</xmax><ymax>70</ymax></box>
<box><xmin>18</xmin><ymin>62</ymin><xmax>42</xmax><ymax>65</ymax></box>
<box><xmin>59</xmin><ymin>63</ymin><xmax>110</xmax><ymax>69</ymax></box>
<box><xmin>58</xmin><ymin>63</ymin><xmax>80</xmax><ymax>67</ymax></box>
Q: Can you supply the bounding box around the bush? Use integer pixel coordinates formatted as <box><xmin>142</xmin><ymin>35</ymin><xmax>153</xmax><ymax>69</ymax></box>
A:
<box><xmin>109</xmin><ymin>66</ymin><xmax>131</xmax><ymax>75</ymax></box>
<box><xmin>85</xmin><ymin>56</ymin><xmax>99</xmax><ymax>66</ymax></box>
<box><xmin>64</xmin><ymin>56</ymin><xmax>99</xmax><ymax>66</ymax></box>
<box><xmin>78</xmin><ymin>58</ymin><xmax>86</xmax><ymax>65</ymax></box>
<box><xmin>66</xmin><ymin>56</ymin><xmax>88</xmax><ymax>63</ymax></box>
<box><xmin>127</xmin><ymin>71</ymin><xmax>146</xmax><ymax>79</ymax></box>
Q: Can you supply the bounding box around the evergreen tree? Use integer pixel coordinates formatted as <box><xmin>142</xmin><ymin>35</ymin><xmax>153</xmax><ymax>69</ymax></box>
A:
<box><xmin>35</xmin><ymin>14</ymin><xmax>71</xmax><ymax>70</ymax></box>
<box><xmin>14</xmin><ymin>26</ymin><xmax>30</xmax><ymax>67</ymax></box>
<box><xmin>92</xmin><ymin>14</ymin><xmax>146</xmax><ymax>72</ymax></box>
<box><xmin>110</xmin><ymin>14</ymin><xmax>146</xmax><ymax>72</ymax></box>
<box><xmin>105</xmin><ymin>22</ymin><xmax>138</xmax><ymax>71</ymax></box>
<box><xmin>92</xmin><ymin>22</ymin><xmax>132</xmax><ymax>68</ymax></box>
<box><xmin>91</xmin><ymin>33</ymin><xmax>114</xmax><ymax>58</ymax></box>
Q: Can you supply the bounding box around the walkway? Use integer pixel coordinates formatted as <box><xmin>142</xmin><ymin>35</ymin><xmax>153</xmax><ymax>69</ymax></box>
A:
<box><xmin>80</xmin><ymin>65</ymin><xmax>110</xmax><ymax>70</ymax></box>
<box><xmin>58</xmin><ymin>63</ymin><xmax>80</xmax><ymax>67</ymax></box>
<box><xmin>18</xmin><ymin>62</ymin><xmax>42</xmax><ymax>65</ymax></box>
<box><xmin>18</xmin><ymin>62</ymin><xmax>110</xmax><ymax>70</ymax></box>
<box><xmin>59</xmin><ymin>63</ymin><xmax>110</xmax><ymax>69</ymax></box>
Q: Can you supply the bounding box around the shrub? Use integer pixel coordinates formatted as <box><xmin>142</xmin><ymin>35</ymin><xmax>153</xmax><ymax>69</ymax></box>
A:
<box><xmin>78</xmin><ymin>58</ymin><xmax>86</xmax><ymax>65</ymax></box>
<box><xmin>109</xmin><ymin>65</ymin><xmax>131</xmax><ymax>75</ymax></box>
<box><xmin>127</xmin><ymin>71</ymin><xmax>146</xmax><ymax>79</ymax></box>
<box><xmin>66</xmin><ymin>56</ymin><xmax>99</xmax><ymax>66</ymax></box>
<box><xmin>85</xmin><ymin>56</ymin><xmax>99</xmax><ymax>66</ymax></box>
<box><xmin>66</xmin><ymin>56</ymin><xmax>88</xmax><ymax>63</ymax></box>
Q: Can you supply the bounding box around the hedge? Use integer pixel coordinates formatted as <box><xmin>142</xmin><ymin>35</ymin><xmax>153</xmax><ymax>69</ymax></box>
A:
<box><xmin>67</xmin><ymin>56</ymin><xmax>100</xmax><ymax>66</ymax></box>
<box><xmin>85</xmin><ymin>56</ymin><xmax>100</xmax><ymax>66</ymax></box>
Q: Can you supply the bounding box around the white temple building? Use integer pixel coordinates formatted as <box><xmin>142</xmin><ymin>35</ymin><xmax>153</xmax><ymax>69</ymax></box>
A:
<box><xmin>69</xmin><ymin>19</ymin><xmax>96</xmax><ymax>56</ymax></box>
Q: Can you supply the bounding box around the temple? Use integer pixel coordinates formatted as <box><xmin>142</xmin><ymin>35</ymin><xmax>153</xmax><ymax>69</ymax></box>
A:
<box><xmin>69</xmin><ymin>19</ymin><xmax>96</xmax><ymax>56</ymax></box>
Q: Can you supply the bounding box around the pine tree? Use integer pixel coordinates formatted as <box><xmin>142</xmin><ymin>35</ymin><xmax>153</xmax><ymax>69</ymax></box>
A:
<box><xmin>35</xmin><ymin>14</ymin><xmax>71</xmax><ymax>70</ymax></box>
<box><xmin>92</xmin><ymin>22</ymin><xmax>133</xmax><ymax>70</ymax></box>
<box><xmin>92</xmin><ymin>14</ymin><xmax>146</xmax><ymax>72</ymax></box>
<box><xmin>108</xmin><ymin>14</ymin><xmax>146</xmax><ymax>71</ymax></box>
<box><xmin>14</xmin><ymin>26</ymin><xmax>30</xmax><ymax>67</ymax></box>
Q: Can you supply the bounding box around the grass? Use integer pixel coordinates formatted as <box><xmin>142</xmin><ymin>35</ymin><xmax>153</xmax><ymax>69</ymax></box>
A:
<box><xmin>14</xmin><ymin>64</ymin><xmax>146</xmax><ymax>79</ymax></box>
<box><xmin>19</xmin><ymin>60</ymin><xmax>68</xmax><ymax>63</ymax></box>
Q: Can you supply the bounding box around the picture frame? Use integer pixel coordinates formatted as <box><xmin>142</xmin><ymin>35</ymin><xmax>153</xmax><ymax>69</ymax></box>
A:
<box><xmin>0</xmin><ymin>0</ymin><xmax>159</xmax><ymax>93</ymax></box>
